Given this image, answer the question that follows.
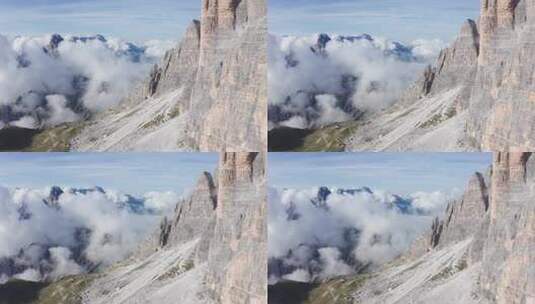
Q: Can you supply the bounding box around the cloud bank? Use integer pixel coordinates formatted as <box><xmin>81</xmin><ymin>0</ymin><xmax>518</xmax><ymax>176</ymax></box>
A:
<box><xmin>268</xmin><ymin>186</ymin><xmax>452</xmax><ymax>284</ymax></box>
<box><xmin>0</xmin><ymin>34</ymin><xmax>174</xmax><ymax>129</ymax></box>
<box><xmin>0</xmin><ymin>185</ymin><xmax>179</xmax><ymax>283</ymax></box>
<box><xmin>268</xmin><ymin>33</ymin><xmax>446</xmax><ymax>129</ymax></box>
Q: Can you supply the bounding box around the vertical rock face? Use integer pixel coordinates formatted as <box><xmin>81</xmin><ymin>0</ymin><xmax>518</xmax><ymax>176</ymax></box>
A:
<box><xmin>206</xmin><ymin>152</ymin><xmax>267</xmax><ymax>304</ymax></box>
<box><xmin>156</xmin><ymin>0</ymin><xmax>267</xmax><ymax>151</ymax></box>
<box><xmin>78</xmin><ymin>153</ymin><xmax>266</xmax><ymax>304</ymax></box>
<box><xmin>466</xmin><ymin>0</ymin><xmax>535</xmax><ymax>150</ymax></box>
<box><xmin>479</xmin><ymin>152</ymin><xmax>534</xmax><ymax>304</ymax></box>
<box><xmin>407</xmin><ymin>0</ymin><xmax>535</xmax><ymax>151</ymax></box>
<box><xmin>191</xmin><ymin>0</ymin><xmax>267</xmax><ymax>151</ymax></box>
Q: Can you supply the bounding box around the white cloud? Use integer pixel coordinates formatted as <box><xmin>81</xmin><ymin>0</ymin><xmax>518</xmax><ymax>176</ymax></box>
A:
<box><xmin>268</xmin><ymin>186</ymin><xmax>450</xmax><ymax>283</ymax></box>
<box><xmin>13</xmin><ymin>269</ymin><xmax>41</xmax><ymax>282</ymax></box>
<box><xmin>143</xmin><ymin>40</ymin><xmax>176</xmax><ymax>58</ymax></box>
<box><xmin>268</xmin><ymin>33</ymin><xmax>444</xmax><ymax>129</ymax></box>
<box><xmin>0</xmin><ymin>185</ymin><xmax>178</xmax><ymax>282</ymax></box>
<box><xmin>0</xmin><ymin>34</ymin><xmax>171</xmax><ymax>129</ymax></box>
<box><xmin>48</xmin><ymin>247</ymin><xmax>84</xmax><ymax>279</ymax></box>
<box><xmin>44</xmin><ymin>94</ymin><xmax>80</xmax><ymax>126</ymax></box>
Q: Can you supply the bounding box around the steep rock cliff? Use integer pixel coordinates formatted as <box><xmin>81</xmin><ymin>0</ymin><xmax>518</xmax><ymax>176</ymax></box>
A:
<box><xmin>72</xmin><ymin>0</ymin><xmax>266</xmax><ymax>152</ymax></box>
<box><xmin>346</xmin><ymin>0</ymin><xmax>535</xmax><ymax>151</ymax></box>
<box><xmin>406</xmin><ymin>152</ymin><xmax>534</xmax><ymax>303</ymax></box>
<box><xmin>76</xmin><ymin>152</ymin><xmax>266</xmax><ymax>304</ymax></box>
<box><xmin>205</xmin><ymin>152</ymin><xmax>267</xmax><ymax>304</ymax></box>
<box><xmin>478</xmin><ymin>152</ymin><xmax>534</xmax><ymax>303</ymax></box>
<box><xmin>191</xmin><ymin>0</ymin><xmax>267</xmax><ymax>151</ymax></box>
<box><xmin>288</xmin><ymin>153</ymin><xmax>534</xmax><ymax>304</ymax></box>
<box><xmin>467</xmin><ymin>1</ymin><xmax>535</xmax><ymax>150</ymax></box>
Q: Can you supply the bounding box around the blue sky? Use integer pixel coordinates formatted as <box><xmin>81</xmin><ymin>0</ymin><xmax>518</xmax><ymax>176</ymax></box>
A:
<box><xmin>0</xmin><ymin>153</ymin><xmax>218</xmax><ymax>195</ymax></box>
<box><xmin>270</xmin><ymin>0</ymin><xmax>480</xmax><ymax>43</ymax></box>
<box><xmin>269</xmin><ymin>153</ymin><xmax>492</xmax><ymax>195</ymax></box>
<box><xmin>0</xmin><ymin>0</ymin><xmax>200</xmax><ymax>42</ymax></box>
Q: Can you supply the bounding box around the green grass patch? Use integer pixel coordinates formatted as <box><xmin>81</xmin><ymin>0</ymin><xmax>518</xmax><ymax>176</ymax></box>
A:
<box><xmin>167</xmin><ymin>107</ymin><xmax>181</xmax><ymax>119</ymax></box>
<box><xmin>141</xmin><ymin>113</ymin><xmax>166</xmax><ymax>129</ymax></box>
<box><xmin>430</xmin><ymin>259</ymin><xmax>468</xmax><ymax>282</ymax></box>
<box><xmin>418</xmin><ymin>106</ymin><xmax>457</xmax><ymax>129</ymax></box>
<box><xmin>156</xmin><ymin>260</ymin><xmax>195</xmax><ymax>281</ymax></box>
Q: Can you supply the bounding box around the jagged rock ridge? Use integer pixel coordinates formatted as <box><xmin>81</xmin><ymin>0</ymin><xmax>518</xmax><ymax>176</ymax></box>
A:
<box><xmin>72</xmin><ymin>0</ymin><xmax>266</xmax><ymax>152</ymax></box>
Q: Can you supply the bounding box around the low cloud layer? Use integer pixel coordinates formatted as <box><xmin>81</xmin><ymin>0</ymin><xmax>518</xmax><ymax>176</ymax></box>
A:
<box><xmin>268</xmin><ymin>187</ymin><xmax>451</xmax><ymax>284</ymax></box>
<box><xmin>0</xmin><ymin>185</ymin><xmax>179</xmax><ymax>283</ymax></box>
<box><xmin>0</xmin><ymin>34</ymin><xmax>174</xmax><ymax>129</ymax></box>
<box><xmin>268</xmin><ymin>33</ymin><xmax>445</xmax><ymax>129</ymax></box>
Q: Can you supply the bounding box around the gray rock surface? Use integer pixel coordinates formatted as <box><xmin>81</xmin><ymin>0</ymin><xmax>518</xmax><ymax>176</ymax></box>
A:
<box><xmin>205</xmin><ymin>153</ymin><xmax>267</xmax><ymax>304</ymax></box>
<box><xmin>191</xmin><ymin>0</ymin><xmax>267</xmax><ymax>152</ymax></box>
<box><xmin>466</xmin><ymin>1</ymin><xmax>535</xmax><ymax>150</ymax></box>
<box><xmin>478</xmin><ymin>152</ymin><xmax>535</xmax><ymax>303</ymax></box>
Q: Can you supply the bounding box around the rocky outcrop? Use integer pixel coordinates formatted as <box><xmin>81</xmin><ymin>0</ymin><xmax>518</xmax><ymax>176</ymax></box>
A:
<box><xmin>408</xmin><ymin>171</ymin><xmax>490</xmax><ymax>258</ymax></box>
<box><xmin>419</xmin><ymin>19</ymin><xmax>480</xmax><ymax>103</ymax></box>
<box><xmin>157</xmin><ymin>171</ymin><xmax>217</xmax><ymax>262</ymax></box>
<box><xmin>420</xmin><ymin>0</ymin><xmax>535</xmax><ymax>150</ymax></box>
<box><xmin>295</xmin><ymin>153</ymin><xmax>532</xmax><ymax>304</ymax></box>
<box><xmin>143</xmin><ymin>20</ymin><xmax>201</xmax><ymax>103</ymax></box>
<box><xmin>343</xmin><ymin>18</ymin><xmax>483</xmax><ymax>151</ymax></box>
<box><xmin>440</xmin><ymin>172</ymin><xmax>489</xmax><ymax>247</ymax></box>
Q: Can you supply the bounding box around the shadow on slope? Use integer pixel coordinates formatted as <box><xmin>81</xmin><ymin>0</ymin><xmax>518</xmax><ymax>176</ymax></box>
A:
<box><xmin>0</xmin><ymin>123</ymin><xmax>84</xmax><ymax>152</ymax></box>
<box><xmin>0</xmin><ymin>280</ymin><xmax>48</xmax><ymax>304</ymax></box>
<box><xmin>0</xmin><ymin>275</ymin><xmax>95</xmax><ymax>304</ymax></box>
<box><xmin>0</xmin><ymin>128</ymin><xmax>40</xmax><ymax>151</ymax></box>
<box><xmin>268</xmin><ymin>121</ymin><xmax>359</xmax><ymax>152</ymax></box>
<box><xmin>268</xmin><ymin>281</ymin><xmax>318</xmax><ymax>304</ymax></box>
<box><xmin>268</xmin><ymin>275</ymin><xmax>368</xmax><ymax>304</ymax></box>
